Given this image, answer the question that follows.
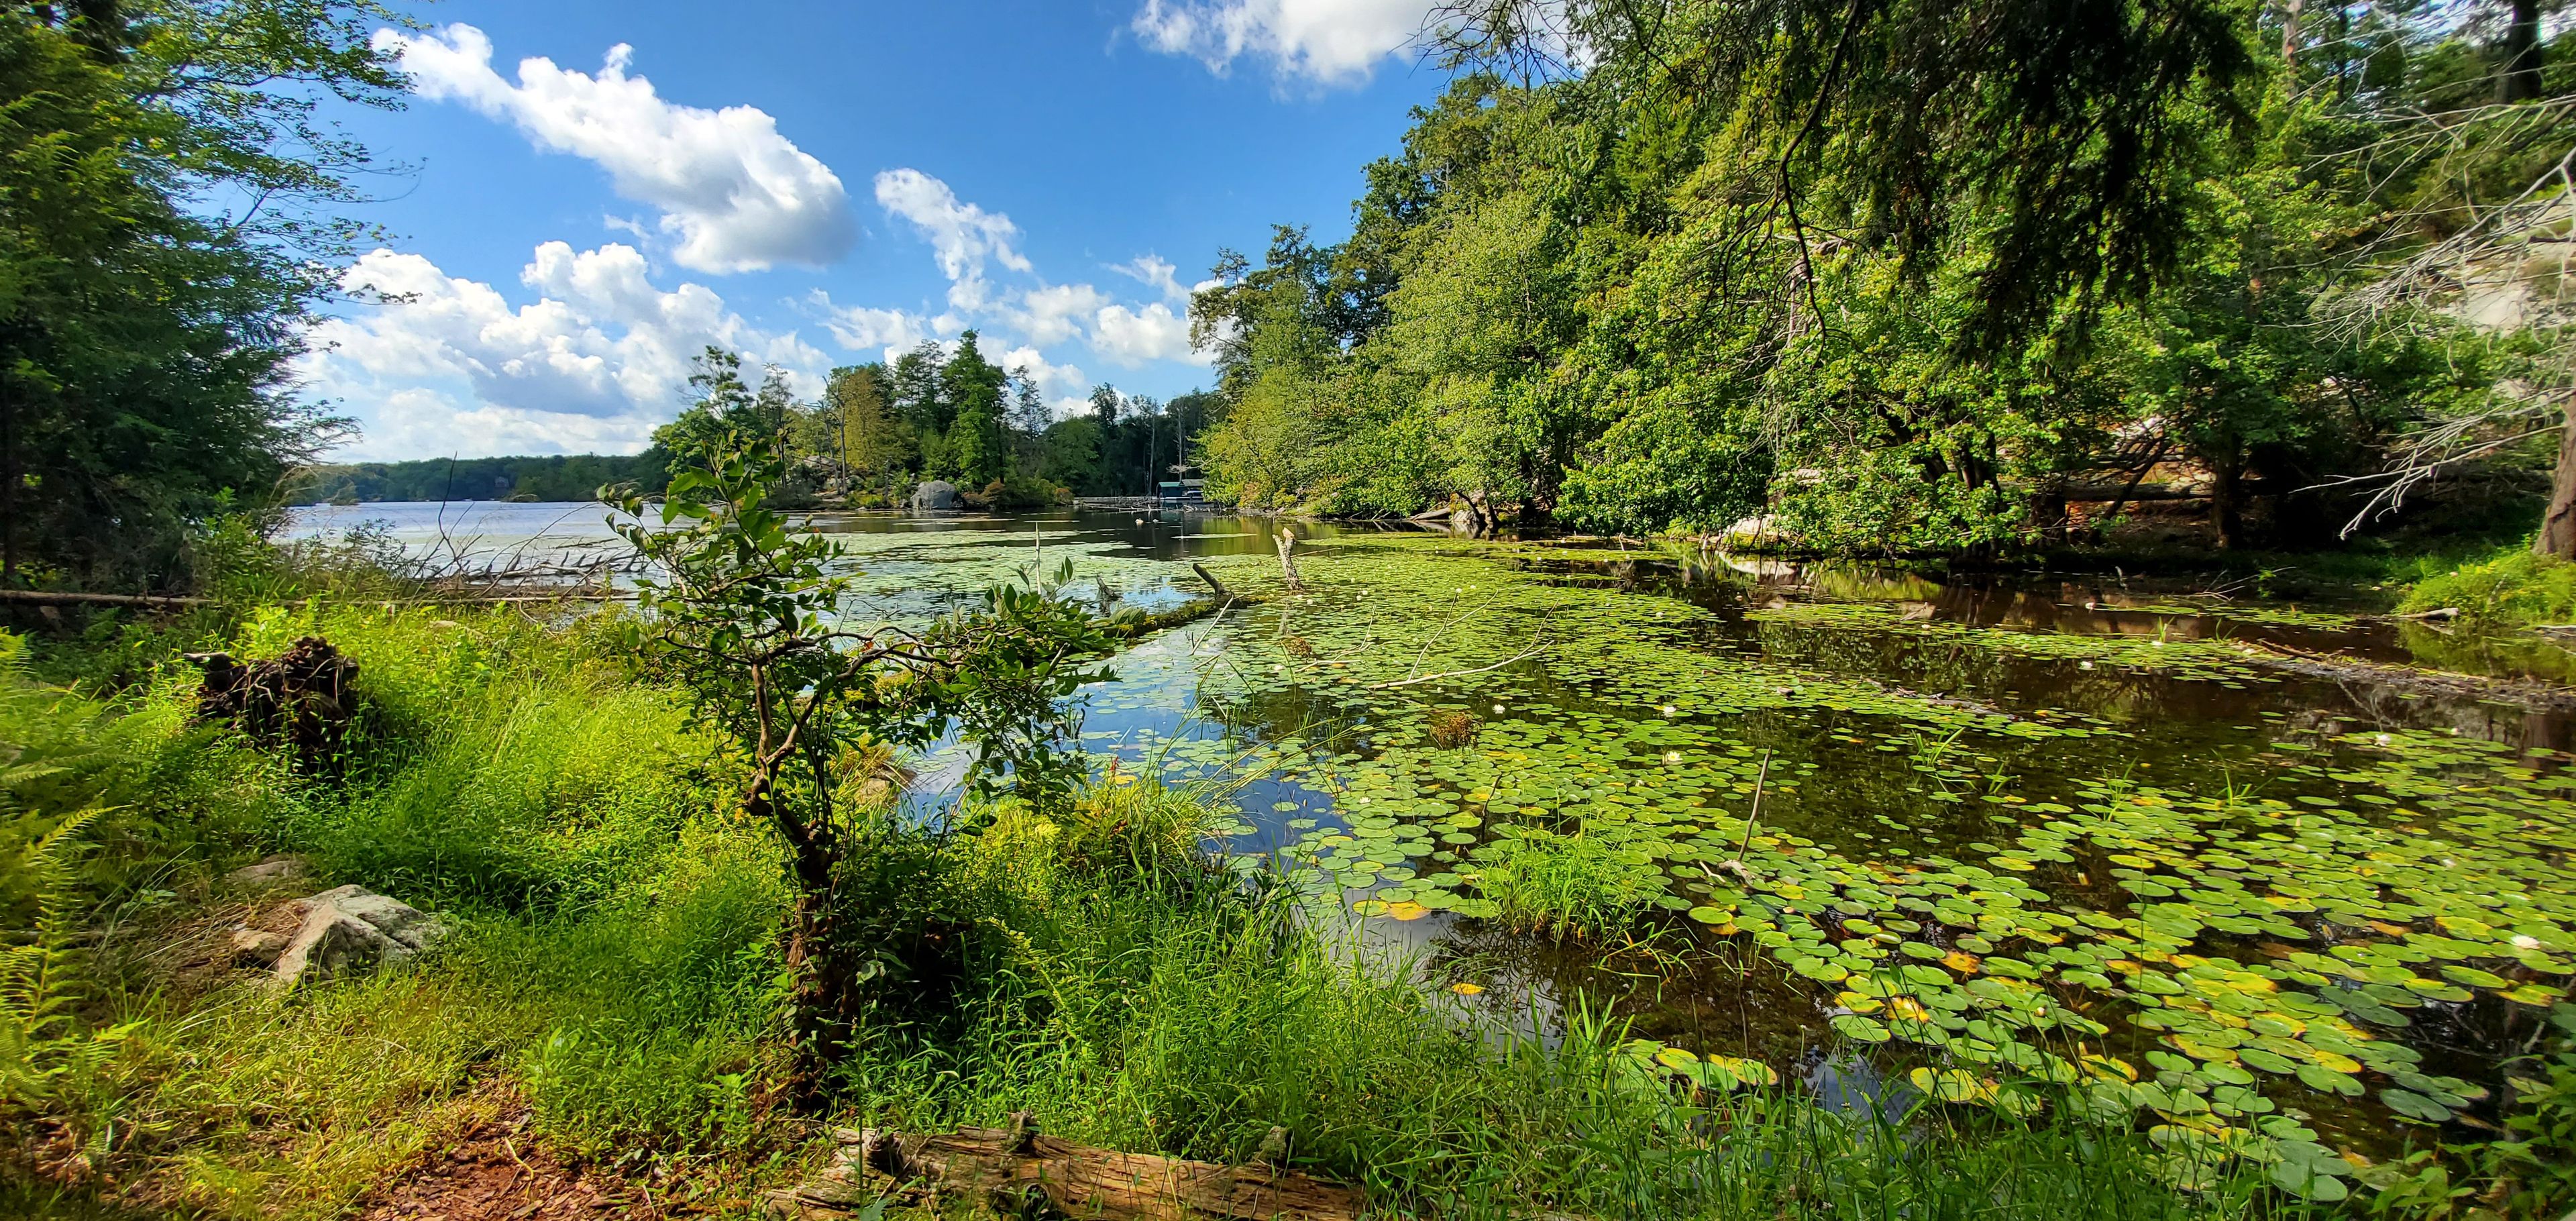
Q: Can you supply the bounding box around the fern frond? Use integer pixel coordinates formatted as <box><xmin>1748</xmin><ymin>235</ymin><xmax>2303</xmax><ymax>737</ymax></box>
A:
<box><xmin>0</xmin><ymin>804</ymin><xmax>106</xmax><ymax>1111</ymax></box>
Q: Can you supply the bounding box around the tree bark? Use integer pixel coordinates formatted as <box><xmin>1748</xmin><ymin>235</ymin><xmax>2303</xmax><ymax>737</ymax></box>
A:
<box><xmin>759</xmin><ymin>772</ymin><xmax>847</xmax><ymax>1111</ymax></box>
<box><xmin>1273</xmin><ymin>529</ymin><xmax>1303</xmax><ymax>592</ymax></box>
<box><xmin>2502</xmin><ymin>0</ymin><xmax>2544</xmax><ymax>103</ymax></box>
<box><xmin>2210</xmin><ymin>457</ymin><xmax>2245</xmax><ymax>550</ymax></box>
<box><xmin>2280</xmin><ymin>0</ymin><xmax>2302</xmax><ymax>63</ymax></box>
<box><xmin>2536</xmin><ymin>394</ymin><xmax>2576</xmax><ymax>559</ymax></box>
<box><xmin>1</xmin><ymin>368</ymin><xmax>16</xmax><ymax>586</ymax></box>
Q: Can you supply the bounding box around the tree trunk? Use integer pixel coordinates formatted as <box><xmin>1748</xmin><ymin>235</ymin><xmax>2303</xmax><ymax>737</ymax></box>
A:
<box><xmin>1</xmin><ymin>370</ymin><xmax>15</xmax><ymax>585</ymax></box>
<box><xmin>2502</xmin><ymin>0</ymin><xmax>2544</xmax><ymax>103</ymax></box>
<box><xmin>2210</xmin><ymin>458</ymin><xmax>2245</xmax><ymax>550</ymax></box>
<box><xmin>2536</xmin><ymin>394</ymin><xmax>2576</xmax><ymax>559</ymax></box>
<box><xmin>2280</xmin><ymin>0</ymin><xmax>2302</xmax><ymax>63</ymax></box>
<box><xmin>761</xmin><ymin>774</ymin><xmax>846</xmax><ymax>1110</ymax></box>
<box><xmin>1273</xmin><ymin>528</ymin><xmax>1303</xmax><ymax>592</ymax></box>
<box><xmin>2033</xmin><ymin>482</ymin><xmax>2070</xmax><ymax>548</ymax></box>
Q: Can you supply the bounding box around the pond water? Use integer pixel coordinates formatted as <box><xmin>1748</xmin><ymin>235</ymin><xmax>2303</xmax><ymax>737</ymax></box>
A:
<box><xmin>290</xmin><ymin>503</ymin><xmax>2576</xmax><ymax>1191</ymax></box>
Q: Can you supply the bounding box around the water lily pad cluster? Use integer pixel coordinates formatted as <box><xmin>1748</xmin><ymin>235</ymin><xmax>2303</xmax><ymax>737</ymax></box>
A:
<box><xmin>1748</xmin><ymin>600</ymin><xmax>2286</xmax><ymax>686</ymax></box>
<box><xmin>1042</xmin><ymin>533</ymin><xmax>2576</xmax><ymax>1193</ymax></box>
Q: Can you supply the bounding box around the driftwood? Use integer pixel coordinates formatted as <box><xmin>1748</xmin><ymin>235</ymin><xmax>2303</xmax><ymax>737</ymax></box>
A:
<box><xmin>766</xmin><ymin>1116</ymin><xmax>1364</xmax><ymax>1221</ymax></box>
<box><xmin>1190</xmin><ymin>562</ymin><xmax>1232</xmax><ymax>600</ymax></box>
<box><xmin>1273</xmin><ymin>529</ymin><xmax>1305</xmax><ymax>594</ymax></box>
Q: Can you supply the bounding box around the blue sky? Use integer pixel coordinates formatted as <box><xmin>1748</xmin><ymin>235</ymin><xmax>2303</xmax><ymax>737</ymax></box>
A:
<box><xmin>305</xmin><ymin>0</ymin><xmax>1451</xmax><ymax>460</ymax></box>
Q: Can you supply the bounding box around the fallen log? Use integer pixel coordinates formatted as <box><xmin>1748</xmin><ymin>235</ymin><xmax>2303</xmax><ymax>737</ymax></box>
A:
<box><xmin>767</xmin><ymin>1115</ymin><xmax>1365</xmax><ymax>1221</ymax></box>
<box><xmin>0</xmin><ymin>589</ymin><xmax>210</xmax><ymax>608</ymax></box>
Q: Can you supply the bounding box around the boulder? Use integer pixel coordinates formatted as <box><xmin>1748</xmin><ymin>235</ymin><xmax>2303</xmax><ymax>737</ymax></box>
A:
<box><xmin>1720</xmin><ymin>514</ymin><xmax>1776</xmax><ymax>546</ymax></box>
<box><xmin>909</xmin><ymin>480</ymin><xmax>965</xmax><ymax>513</ymax></box>
<box><xmin>264</xmin><ymin>884</ymin><xmax>445</xmax><ymax>988</ymax></box>
<box><xmin>225</xmin><ymin>854</ymin><xmax>308</xmax><ymax>890</ymax></box>
<box><xmin>230</xmin><ymin>927</ymin><xmax>292</xmax><ymax>967</ymax></box>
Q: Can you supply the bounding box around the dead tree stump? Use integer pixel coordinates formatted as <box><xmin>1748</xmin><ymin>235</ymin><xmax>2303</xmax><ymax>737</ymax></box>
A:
<box><xmin>187</xmin><ymin>636</ymin><xmax>361</xmax><ymax>772</ymax></box>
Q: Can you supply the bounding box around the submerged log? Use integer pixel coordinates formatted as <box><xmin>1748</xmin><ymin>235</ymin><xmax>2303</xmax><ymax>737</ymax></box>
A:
<box><xmin>767</xmin><ymin>1116</ymin><xmax>1364</xmax><ymax>1221</ymax></box>
<box><xmin>1189</xmin><ymin>562</ymin><xmax>1231</xmax><ymax>600</ymax></box>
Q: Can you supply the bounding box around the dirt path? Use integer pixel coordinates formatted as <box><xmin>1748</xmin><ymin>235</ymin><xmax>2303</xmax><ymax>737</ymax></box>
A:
<box><xmin>357</xmin><ymin>1108</ymin><xmax>667</xmax><ymax>1221</ymax></box>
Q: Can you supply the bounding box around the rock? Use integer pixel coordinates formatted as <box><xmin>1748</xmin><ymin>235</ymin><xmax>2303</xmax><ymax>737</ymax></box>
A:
<box><xmin>1721</xmin><ymin>514</ymin><xmax>1775</xmax><ymax>545</ymax></box>
<box><xmin>268</xmin><ymin>884</ymin><xmax>445</xmax><ymax>988</ymax></box>
<box><xmin>908</xmin><ymin>480</ymin><xmax>964</xmax><ymax>513</ymax></box>
<box><xmin>230</xmin><ymin>926</ymin><xmax>291</xmax><ymax>967</ymax></box>
<box><xmin>225</xmin><ymin>855</ymin><xmax>308</xmax><ymax>889</ymax></box>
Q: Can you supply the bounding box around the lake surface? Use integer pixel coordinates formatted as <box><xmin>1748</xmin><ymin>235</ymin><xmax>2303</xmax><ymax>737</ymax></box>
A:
<box><xmin>288</xmin><ymin>502</ymin><xmax>2576</xmax><ymax>1184</ymax></box>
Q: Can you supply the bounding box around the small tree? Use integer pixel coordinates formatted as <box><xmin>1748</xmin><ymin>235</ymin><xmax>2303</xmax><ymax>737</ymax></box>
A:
<box><xmin>604</xmin><ymin>434</ymin><xmax>1112</xmax><ymax>1102</ymax></box>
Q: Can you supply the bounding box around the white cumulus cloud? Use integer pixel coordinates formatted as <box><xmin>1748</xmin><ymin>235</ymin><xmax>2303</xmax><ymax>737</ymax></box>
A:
<box><xmin>306</xmin><ymin>242</ymin><xmax>826</xmax><ymax>460</ymax></box>
<box><xmin>1131</xmin><ymin>0</ymin><xmax>1438</xmax><ymax>84</ymax></box>
<box><xmin>380</xmin><ymin>24</ymin><xmax>855</xmax><ymax>274</ymax></box>
<box><xmin>1112</xmin><ymin>254</ymin><xmax>1189</xmax><ymax>301</ymax></box>
<box><xmin>1014</xmin><ymin>283</ymin><xmax>1113</xmax><ymax>346</ymax></box>
<box><xmin>1000</xmin><ymin>346</ymin><xmax>1095</xmax><ymax>419</ymax></box>
<box><xmin>807</xmin><ymin>291</ymin><xmax>934</xmax><ymax>359</ymax></box>
<box><xmin>873</xmin><ymin>168</ymin><xmax>1032</xmax><ymax>320</ymax></box>
<box><xmin>1091</xmin><ymin>301</ymin><xmax>1203</xmax><ymax>367</ymax></box>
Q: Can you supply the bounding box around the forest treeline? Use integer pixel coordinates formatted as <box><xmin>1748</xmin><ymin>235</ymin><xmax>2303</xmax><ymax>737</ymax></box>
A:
<box><xmin>1187</xmin><ymin>1</ymin><xmax>2576</xmax><ymax>555</ymax></box>
<box><xmin>285</xmin><ymin>454</ymin><xmax>675</xmax><ymax>505</ymax></box>
<box><xmin>14</xmin><ymin>0</ymin><xmax>2576</xmax><ymax>592</ymax></box>
<box><xmin>645</xmin><ymin>336</ymin><xmax>1217</xmax><ymax>509</ymax></box>
<box><xmin>288</xmin><ymin>339</ymin><xmax>1214</xmax><ymax>507</ymax></box>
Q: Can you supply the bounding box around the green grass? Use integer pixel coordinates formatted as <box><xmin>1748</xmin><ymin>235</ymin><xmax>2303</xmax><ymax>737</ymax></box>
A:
<box><xmin>1472</xmin><ymin>827</ymin><xmax>1660</xmax><ymax>939</ymax></box>
<box><xmin>2398</xmin><ymin>543</ymin><xmax>2576</xmax><ymax>627</ymax></box>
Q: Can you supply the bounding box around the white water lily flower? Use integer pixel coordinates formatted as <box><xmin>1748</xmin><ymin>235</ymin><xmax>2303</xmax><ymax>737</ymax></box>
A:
<box><xmin>1666</xmin><ymin>751</ymin><xmax>1682</xmax><ymax>763</ymax></box>
<box><xmin>2078</xmin><ymin>661</ymin><xmax>2095</xmax><ymax>670</ymax></box>
<box><xmin>1493</xmin><ymin>704</ymin><xmax>1506</xmax><ymax>714</ymax></box>
<box><xmin>2513</xmin><ymin>935</ymin><xmax>2542</xmax><ymax>950</ymax></box>
<box><xmin>1662</xmin><ymin>704</ymin><xmax>1678</xmax><ymax>716</ymax></box>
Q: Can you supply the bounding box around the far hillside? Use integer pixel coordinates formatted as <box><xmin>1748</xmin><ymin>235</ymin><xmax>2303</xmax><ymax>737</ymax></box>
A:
<box><xmin>284</xmin><ymin>452</ymin><xmax>676</xmax><ymax>505</ymax></box>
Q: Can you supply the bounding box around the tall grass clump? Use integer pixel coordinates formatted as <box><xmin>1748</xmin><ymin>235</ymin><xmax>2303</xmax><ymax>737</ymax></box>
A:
<box><xmin>1470</xmin><ymin>826</ymin><xmax>1658</xmax><ymax>939</ymax></box>
<box><xmin>300</xmin><ymin>676</ymin><xmax>713</xmax><ymax>909</ymax></box>
<box><xmin>2400</xmin><ymin>545</ymin><xmax>2576</xmax><ymax>627</ymax></box>
<box><xmin>508</xmin><ymin>827</ymin><xmax>789</xmax><ymax>1155</ymax></box>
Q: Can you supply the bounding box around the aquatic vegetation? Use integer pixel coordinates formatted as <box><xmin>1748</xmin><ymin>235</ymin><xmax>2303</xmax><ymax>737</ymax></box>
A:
<box><xmin>1106</xmin><ymin>533</ymin><xmax>2576</xmax><ymax>1199</ymax></box>
<box><xmin>1472</xmin><ymin>828</ymin><xmax>1660</xmax><ymax>938</ymax></box>
<box><xmin>1750</xmin><ymin>600</ymin><xmax>2286</xmax><ymax>686</ymax></box>
<box><xmin>1426</xmin><ymin>708</ymin><xmax>1481</xmax><ymax>749</ymax></box>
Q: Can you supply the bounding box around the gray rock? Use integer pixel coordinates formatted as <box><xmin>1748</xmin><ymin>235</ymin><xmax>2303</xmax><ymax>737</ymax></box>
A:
<box><xmin>333</xmin><ymin>891</ymin><xmax>443</xmax><ymax>951</ymax></box>
<box><xmin>229</xmin><ymin>926</ymin><xmax>290</xmax><ymax>967</ymax></box>
<box><xmin>908</xmin><ymin>480</ymin><xmax>965</xmax><ymax>513</ymax></box>
<box><xmin>225</xmin><ymin>855</ymin><xmax>308</xmax><ymax>888</ymax></box>
<box><xmin>268</xmin><ymin>885</ymin><xmax>445</xmax><ymax>988</ymax></box>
